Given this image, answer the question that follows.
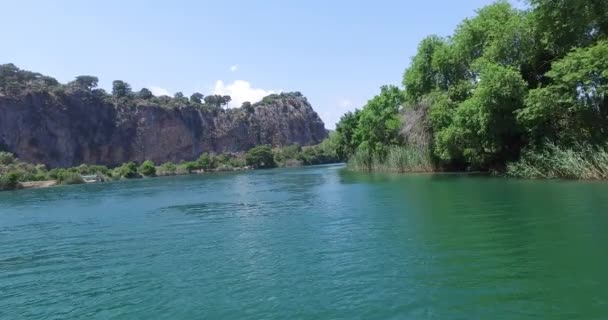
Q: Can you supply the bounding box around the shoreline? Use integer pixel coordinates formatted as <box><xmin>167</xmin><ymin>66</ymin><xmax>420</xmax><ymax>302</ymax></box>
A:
<box><xmin>19</xmin><ymin>180</ymin><xmax>59</xmax><ymax>189</ymax></box>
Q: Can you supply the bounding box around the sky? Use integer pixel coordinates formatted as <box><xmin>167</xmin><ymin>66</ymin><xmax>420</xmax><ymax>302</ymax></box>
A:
<box><xmin>0</xmin><ymin>0</ymin><xmax>522</xmax><ymax>128</ymax></box>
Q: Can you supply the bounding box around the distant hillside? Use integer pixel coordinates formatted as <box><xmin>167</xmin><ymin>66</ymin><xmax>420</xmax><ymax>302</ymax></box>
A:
<box><xmin>0</xmin><ymin>64</ymin><xmax>327</xmax><ymax>167</ymax></box>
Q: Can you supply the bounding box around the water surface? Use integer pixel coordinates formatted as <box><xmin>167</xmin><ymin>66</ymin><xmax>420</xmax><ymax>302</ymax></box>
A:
<box><xmin>1</xmin><ymin>165</ymin><xmax>607</xmax><ymax>319</ymax></box>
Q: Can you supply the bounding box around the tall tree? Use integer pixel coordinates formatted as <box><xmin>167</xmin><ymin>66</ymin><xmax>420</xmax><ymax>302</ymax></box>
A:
<box><xmin>112</xmin><ymin>80</ymin><xmax>132</xmax><ymax>98</ymax></box>
<box><xmin>72</xmin><ymin>75</ymin><xmax>98</xmax><ymax>90</ymax></box>
<box><xmin>190</xmin><ymin>92</ymin><xmax>204</xmax><ymax>104</ymax></box>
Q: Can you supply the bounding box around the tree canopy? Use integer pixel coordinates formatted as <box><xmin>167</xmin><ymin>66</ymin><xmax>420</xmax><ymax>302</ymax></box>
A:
<box><xmin>333</xmin><ymin>0</ymin><xmax>608</xmax><ymax>172</ymax></box>
<box><xmin>245</xmin><ymin>145</ymin><xmax>276</xmax><ymax>169</ymax></box>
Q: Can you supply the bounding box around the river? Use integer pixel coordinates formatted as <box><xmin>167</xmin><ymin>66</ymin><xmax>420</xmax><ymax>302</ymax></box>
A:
<box><xmin>1</xmin><ymin>164</ymin><xmax>607</xmax><ymax>319</ymax></box>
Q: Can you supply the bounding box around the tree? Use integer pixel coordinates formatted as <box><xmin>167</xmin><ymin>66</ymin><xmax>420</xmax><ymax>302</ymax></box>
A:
<box><xmin>403</xmin><ymin>35</ymin><xmax>452</xmax><ymax>103</ymax></box>
<box><xmin>114</xmin><ymin>162</ymin><xmax>138</xmax><ymax>179</ymax></box>
<box><xmin>159</xmin><ymin>162</ymin><xmax>177</xmax><ymax>175</ymax></box>
<box><xmin>0</xmin><ymin>63</ymin><xmax>22</xmax><ymax>95</ymax></box>
<box><xmin>528</xmin><ymin>0</ymin><xmax>608</xmax><ymax>56</ymax></box>
<box><xmin>241</xmin><ymin>101</ymin><xmax>254</xmax><ymax>112</ymax></box>
<box><xmin>245</xmin><ymin>145</ymin><xmax>276</xmax><ymax>168</ymax></box>
<box><xmin>180</xmin><ymin>161</ymin><xmax>198</xmax><ymax>174</ymax></box>
<box><xmin>190</xmin><ymin>92</ymin><xmax>204</xmax><ymax>104</ymax></box>
<box><xmin>518</xmin><ymin>41</ymin><xmax>608</xmax><ymax>146</ymax></box>
<box><xmin>138</xmin><ymin>160</ymin><xmax>156</xmax><ymax>177</ymax></box>
<box><xmin>92</xmin><ymin>88</ymin><xmax>108</xmax><ymax>99</ymax></box>
<box><xmin>204</xmin><ymin>94</ymin><xmax>232</xmax><ymax>107</ymax></box>
<box><xmin>138</xmin><ymin>88</ymin><xmax>153</xmax><ymax>100</ymax></box>
<box><xmin>335</xmin><ymin>110</ymin><xmax>361</xmax><ymax>159</ymax></box>
<box><xmin>112</xmin><ymin>80</ymin><xmax>132</xmax><ymax>98</ymax></box>
<box><xmin>222</xmin><ymin>95</ymin><xmax>232</xmax><ymax>106</ymax></box>
<box><xmin>0</xmin><ymin>172</ymin><xmax>19</xmax><ymax>191</ymax></box>
<box><xmin>174</xmin><ymin>92</ymin><xmax>184</xmax><ymax>99</ymax></box>
<box><xmin>354</xmin><ymin>85</ymin><xmax>405</xmax><ymax>159</ymax></box>
<box><xmin>433</xmin><ymin>63</ymin><xmax>527</xmax><ymax>169</ymax></box>
<box><xmin>72</xmin><ymin>75</ymin><xmax>98</xmax><ymax>90</ymax></box>
<box><xmin>196</xmin><ymin>153</ymin><xmax>216</xmax><ymax>170</ymax></box>
<box><xmin>0</xmin><ymin>152</ymin><xmax>16</xmax><ymax>165</ymax></box>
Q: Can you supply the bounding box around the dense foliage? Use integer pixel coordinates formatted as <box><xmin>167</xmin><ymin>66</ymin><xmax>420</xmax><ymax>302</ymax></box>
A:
<box><xmin>0</xmin><ymin>139</ymin><xmax>341</xmax><ymax>191</ymax></box>
<box><xmin>332</xmin><ymin>0</ymin><xmax>608</xmax><ymax>178</ymax></box>
<box><xmin>245</xmin><ymin>145</ymin><xmax>276</xmax><ymax>169</ymax></box>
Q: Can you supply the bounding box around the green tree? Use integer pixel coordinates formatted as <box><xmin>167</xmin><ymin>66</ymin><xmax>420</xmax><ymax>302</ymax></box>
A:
<box><xmin>335</xmin><ymin>110</ymin><xmax>362</xmax><ymax>159</ymax></box>
<box><xmin>0</xmin><ymin>152</ymin><xmax>15</xmax><ymax>165</ymax></box>
<box><xmin>528</xmin><ymin>0</ymin><xmax>608</xmax><ymax>56</ymax></box>
<box><xmin>0</xmin><ymin>172</ymin><xmax>20</xmax><ymax>191</ymax></box>
<box><xmin>204</xmin><ymin>95</ymin><xmax>232</xmax><ymax>107</ymax></box>
<box><xmin>197</xmin><ymin>153</ymin><xmax>217</xmax><ymax>170</ymax></box>
<box><xmin>72</xmin><ymin>75</ymin><xmax>99</xmax><ymax>90</ymax></box>
<box><xmin>159</xmin><ymin>162</ymin><xmax>177</xmax><ymax>175</ymax></box>
<box><xmin>245</xmin><ymin>145</ymin><xmax>276</xmax><ymax>168</ymax></box>
<box><xmin>190</xmin><ymin>92</ymin><xmax>204</xmax><ymax>104</ymax></box>
<box><xmin>354</xmin><ymin>85</ymin><xmax>405</xmax><ymax>159</ymax></box>
<box><xmin>112</xmin><ymin>80</ymin><xmax>132</xmax><ymax>98</ymax></box>
<box><xmin>403</xmin><ymin>35</ymin><xmax>451</xmax><ymax>103</ymax></box>
<box><xmin>518</xmin><ymin>41</ymin><xmax>608</xmax><ymax>146</ymax></box>
<box><xmin>115</xmin><ymin>162</ymin><xmax>139</xmax><ymax>179</ymax></box>
<box><xmin>434</xmin><ymin>63</ymin><xmax>527</xmax><ymax>169</ymax></box>
<box><xmin>139</xmin><ymin>160</ymin><xmax>156</xmax><ymax>177</ymax></box>
<box><xmin>0</xmin><ymin>63</ymin><xmax>22</xmax><ymax>95</ymax></box>
<box><xmin>242</xmin><ymin>101</ymin><xmax>254</xmax><ymax>113</ymax></box>
<box><xmin>138</xmin><ymin>88</ymin><xmax>153</xmax><ymax>100</ymax></box>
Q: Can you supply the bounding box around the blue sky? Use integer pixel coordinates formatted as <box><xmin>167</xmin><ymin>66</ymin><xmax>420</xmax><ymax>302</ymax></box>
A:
<box><xmin>0</xmin><ymin>0</ymin><xmax>521</xmax><ymax>128</ymax></box>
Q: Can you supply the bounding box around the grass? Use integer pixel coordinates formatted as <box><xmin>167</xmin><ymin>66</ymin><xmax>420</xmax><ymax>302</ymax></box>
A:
<box><xmin>507</xmin><ymin>143</ymin><xmax>608</xmax><ymax>179</ymax></box>
<box><xmin>348</xmin><ymin>145</ymin><xmax>434</xmax><ymax>173</ymax></box>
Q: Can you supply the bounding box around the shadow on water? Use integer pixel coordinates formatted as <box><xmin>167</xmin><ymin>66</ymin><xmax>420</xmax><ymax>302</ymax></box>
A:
<box><xmin>337</xmin><ymin>168</ymin><xmax>608</xmax><ymax>318</ymax></box>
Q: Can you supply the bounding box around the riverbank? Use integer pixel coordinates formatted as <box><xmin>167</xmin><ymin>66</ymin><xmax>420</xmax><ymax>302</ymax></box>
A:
<box><xmin>19</xmin><ymin>180</ymin><xmax>59</xmax><ymax>189</ymax></box>
<box><xmin>1</xmin><ymin>143</ymin><xmax>342</xmax><ymax>192</ymax></box>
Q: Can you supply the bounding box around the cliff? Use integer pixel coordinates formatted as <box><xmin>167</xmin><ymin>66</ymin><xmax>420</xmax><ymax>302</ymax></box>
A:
<box><xmin>0</xmin><ymin>91</ymin><xmax>327</xmax><ymax>168</ymax></box>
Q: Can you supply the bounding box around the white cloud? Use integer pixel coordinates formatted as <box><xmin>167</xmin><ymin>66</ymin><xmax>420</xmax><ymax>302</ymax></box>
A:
<box><xmin>212</xmin><ymin>80</ymin><xmax>275</xmax><ymax>108</ymax></box>
<box><xmin>150</xmin><ymin>86</ymin><xmax>171</xmax><ymax>97</ymax></box>
<box><xmin>229</xmin><ymin>64</ymin><xmax>239</xmax><ymax>72</ymax></box>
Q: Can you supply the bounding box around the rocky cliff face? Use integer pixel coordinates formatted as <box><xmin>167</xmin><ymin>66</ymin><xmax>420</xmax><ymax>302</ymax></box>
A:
<box><xmin>0</xmin><ymin>92</ymin><xmax>327</xmax><ymax>167</ymax></box>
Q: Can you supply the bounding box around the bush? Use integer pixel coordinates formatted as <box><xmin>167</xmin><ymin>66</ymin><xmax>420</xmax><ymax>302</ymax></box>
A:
<box><xmin>197</xmin><ymin>153</ymin><xmax>216</xmax><ymax>170</ymax></box>
<box><xmin>245</xmin><ymin>145</ymin><xmax>276</xmax><ymax>169</ymax></box>
<box><xmin>114</xmin><ymin>162</ymin><xmax>139</xmax><ymax>179</ymax></box>
<box><xmin>139</xmin><ymin>160</ymin><xmax>156</xmax><ymax>177</ymax></box>
<box><xmin>60</xmin><ymin>172</ymin><xmax>85</xmax><ymax>185</ymax></box>
<box><xmin>0</xmin><ymin>172</ymin><xmax>20</xmax><ymax>190</ymax></box>
<box><xmin>179</xmin><ymin>161</ymin><xmax>199</xmax><ymax>174</ymax></box>
<box><xmin>158</xmin><ymin>162</ymin><xmax>177</xmax><ymax>176</ymax></box>
<box><xmin>0</xmin><ymin>152</ymin><xmax>15</xmax><ymax>165</ymax></box>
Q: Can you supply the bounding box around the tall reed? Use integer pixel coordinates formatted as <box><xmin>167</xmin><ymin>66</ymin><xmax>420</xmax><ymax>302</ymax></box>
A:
<box><xmin>348</xmin><ymin>145</ymin><xmax>433</xmax><ymax>173</ymax></box>
<box><xmin>507</xmin><ymin>143</ymin><xmax>608</xmax><ymax>179</ymax></box>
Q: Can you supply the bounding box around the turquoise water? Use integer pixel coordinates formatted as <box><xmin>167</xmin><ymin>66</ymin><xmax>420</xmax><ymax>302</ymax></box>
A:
<box><xmin>1</xmin><ymin>164</ymin><xmax>607</xmax><ymax>319</ymax></box>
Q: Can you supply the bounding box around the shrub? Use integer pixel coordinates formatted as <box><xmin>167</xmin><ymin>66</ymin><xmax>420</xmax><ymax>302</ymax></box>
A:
<box><xmin>0</xmin><ymin>172</ymin><xmax>20</xmax><ymax>190</ymax></box>
<box><xmin>245</xmin><ymin>145</ymin><xmax>276</xmax><ymax>169</ymax></box>
<box><xmin>158</xmin><ymin>162</ymin><xmax>177</xmax><ymax>176</ymax></box>
<box><xmin>114</xmin><ymin>162</ymin><xmax>139</xmax><ymax>179</ymax></box>
<box><xmin>60</xmin><ymin>172</ymin><xmax>85</xmax><ymax>185</ymax></box>
<box><xmin>0</xmin><ymin>152</ymin><xmax>15</xmax><ymax>165</ymax></box>
<box><xmin>139</xmin><ymin>160</ymin><xmax>156</xmax><ymax>177</ymax></box>
<box><xmin>197</xmin><ymin>153</ymin><xmax>216</xmax><ymax>170</ymax></box>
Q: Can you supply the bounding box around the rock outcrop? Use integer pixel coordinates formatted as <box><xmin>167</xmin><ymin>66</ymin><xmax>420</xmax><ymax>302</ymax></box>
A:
<box><xmin>0</xmin><ymin>91</ymin><xmax>327</xmax><ymax>167</ymax></box>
